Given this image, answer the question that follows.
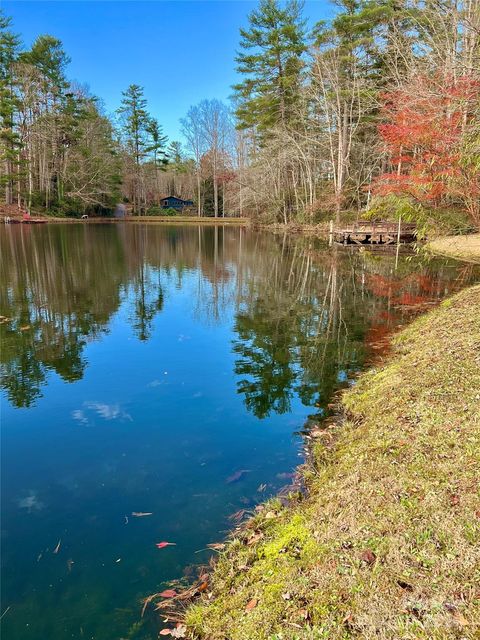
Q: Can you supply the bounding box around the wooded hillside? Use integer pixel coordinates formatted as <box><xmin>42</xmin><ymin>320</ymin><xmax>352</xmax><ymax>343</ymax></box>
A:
<box><xmin>1</xmin><ymin>1</ymin><xmax>479</xmax><ymax>226</ymax></box>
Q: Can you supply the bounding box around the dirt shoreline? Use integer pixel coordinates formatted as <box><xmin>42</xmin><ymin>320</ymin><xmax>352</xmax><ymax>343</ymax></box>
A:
<box><xmin>426</xmin><ymin>234</ymin><xmax>480</xmax><ymax>264</ymax></box>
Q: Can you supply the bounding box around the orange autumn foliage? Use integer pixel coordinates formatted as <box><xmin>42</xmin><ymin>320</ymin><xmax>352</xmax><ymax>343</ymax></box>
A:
<box><xmin>373</xmin><ymin>75</ymin><xmax>480</xmax><ymax>224</ymax></box>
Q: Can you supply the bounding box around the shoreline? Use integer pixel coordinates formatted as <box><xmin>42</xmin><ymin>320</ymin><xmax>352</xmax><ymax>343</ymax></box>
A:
<box><xmin>179</xmin><ymin>239</ymin><xmax>480</xmax><ymax>639</ymax></box>
<box><xmin>426</xmin><ymin>234</ymin><xmax>480</xmax><ymax>264</ymax></box>
<box><xmin>184</xmin><ymin>283</ymin><xmax>480</xmax><ymax>640</ymax></box>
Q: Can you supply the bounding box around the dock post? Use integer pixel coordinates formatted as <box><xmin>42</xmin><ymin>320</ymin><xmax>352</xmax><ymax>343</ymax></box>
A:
<box><xmin>395</xmin><ymin>215</ymin><xmax>402</xmax><ymax>269</ymax></box>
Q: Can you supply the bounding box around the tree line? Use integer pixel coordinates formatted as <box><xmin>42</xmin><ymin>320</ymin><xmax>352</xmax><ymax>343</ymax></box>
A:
<box><xmin>1</xmin><ymin>1</ymin><xmax>479</xmax><ymax>226</ymax></box>
<box><xmin>231</xmin><ymin>0</ymin><xmax>479</xmax><ymax>229</ymax></box>
<box><xmin>0</xmin><ymin>12</ymin><xmax>236</xmax><ymax>217</ymax></box>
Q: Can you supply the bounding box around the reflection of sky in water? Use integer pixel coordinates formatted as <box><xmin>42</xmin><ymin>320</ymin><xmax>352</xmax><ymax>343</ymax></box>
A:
<box><xmin>1</xmin><ymin>224</ymin><xmax>478</xmax><ymax>640</ymax></box>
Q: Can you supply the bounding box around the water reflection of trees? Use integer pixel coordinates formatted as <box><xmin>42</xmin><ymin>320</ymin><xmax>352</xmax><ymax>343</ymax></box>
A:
<box><xmin>231</xmin><ymin>240</ymin><xmax>479</xmax><ymax>419</ymax></box>
<box><xmin>1</xmin><ymin>225</ymin><xmax>125</xmax><ymax>407</ymax></box>
<box><xmin>1</xmin><ymin>224</ymin><xmax>477</xmax><ymax>410</ymax></box>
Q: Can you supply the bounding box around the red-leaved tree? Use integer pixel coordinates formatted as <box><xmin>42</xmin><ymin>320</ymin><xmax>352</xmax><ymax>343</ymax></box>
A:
<box><xmin>373</xmin><ymin>75</ymin><xmax>480</xmax><ymax>228</ymax></box>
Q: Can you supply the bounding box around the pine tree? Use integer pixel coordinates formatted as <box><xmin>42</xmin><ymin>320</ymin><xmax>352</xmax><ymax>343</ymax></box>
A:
<box><xmin>233</xmin><ymin>0</ymin><xmax>307</xmax><ymax>136</ymax></box>
<box><xmin>0</xmin><ymin>11</ymin><xmax>21</xmax><ymax>205</ymax></box>
<box><xmin>117</xmin><ymin>84</ymin><xmax>151</xmax><ymax>213</ymax></box>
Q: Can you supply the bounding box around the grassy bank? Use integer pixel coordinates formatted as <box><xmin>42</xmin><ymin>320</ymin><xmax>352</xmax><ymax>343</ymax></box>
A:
<box><xmin>426</xmin><ymin>235</ymin><xmax>480</xmax><ymax>264</ymax></box>
<box><xmin>185</xmin><ymin>284</ymin><xmax>480</xmax><ymax>639</ymax></box>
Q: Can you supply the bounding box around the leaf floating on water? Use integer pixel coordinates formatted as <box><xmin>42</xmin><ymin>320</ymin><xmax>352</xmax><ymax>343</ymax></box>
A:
<box><xmin>159</xmin><ymin>629</ymin><xmax>172</xmax><ymax>636</ymax></box>
<box><xmin>53</xmin><ymin>539</ymin><xmax>61</xmax><ymax>554</ymax></box>
<box><xmin>132</xmin><ymin>512</ymin><xmax>153</xmax><ymax>517</ymax></box>
<box><xmin>115</xmin><ymin>558</ymin><xmax>122</xmax><ymax>563</ymax></box>
<box><xmin>226</xmin><ymin>469</ymin><xmax>250</xmax><ymax>484</ymax></box>
<box><xmin>171</xmin><ymin>624</ymin><xmax>187</xmax><ymax>638</ymax></box>
<box><xmin>245</xmin><ymin>598</ymin><xmax>258</xmax><ymax>612</ymax></box>
<box><xmin>159</xmin><ymin>589</ymin><xmax>177</xmax><ymax>598</ymax></box>
<box><xmin>0</xmin><ymin>606</ymin><xmax>11</xmax><ymax>621</ymax></box>
<box><xmin>197</xmin><ymin>581</ymin><xmax>208</xmax><ymax>593</ymax></box>
<box><xmin>228</xmin><ymin>509</ymin><xmax>248</xmax><ymax>523</ymax></box>
<box><xmin>156</xmin><ymin>542</ymin><xmax>176</xmax><ymax>549</ymax></box>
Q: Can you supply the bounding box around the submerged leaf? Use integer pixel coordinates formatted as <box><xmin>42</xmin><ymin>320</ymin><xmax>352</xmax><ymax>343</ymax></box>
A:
<box><xmin>226</xmin><ymin>469</ymin><xmax>250</xmax><ymax>484</ymax></box>
<box><xmin>156</xmin><ymin>542</ymin><xmax>176</xmax><ymax>549</ymax></box>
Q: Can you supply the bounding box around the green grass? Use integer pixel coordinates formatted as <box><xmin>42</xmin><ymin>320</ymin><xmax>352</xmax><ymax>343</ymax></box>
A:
<box><xmin>185</xmin><ymin>285</ymin><xmax>480</xmax><ymax>639</ymax></box>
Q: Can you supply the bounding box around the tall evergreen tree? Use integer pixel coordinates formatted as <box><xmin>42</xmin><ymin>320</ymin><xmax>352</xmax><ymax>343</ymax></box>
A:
<box><xmin>117</xmin><ymin>84</ymin><xmax>150</xmax><ymax>166</ymax></box>
<box><xmin>233</xmin><ymin>0</ymin><xmax>307</xmax><ymax>135</ymax></box>
<box><xmin>0</xmin><ymin>12</ymin><xmax>21</xmax><ymax>205</ymax></box>
<box><xmin>117</xmin><ymin>84</ymin><xmax>151</xmax><ymax>213</ymax></box>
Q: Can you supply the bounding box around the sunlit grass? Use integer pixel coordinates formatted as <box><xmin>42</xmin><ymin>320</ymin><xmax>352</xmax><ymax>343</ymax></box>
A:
<box><xmin>186</xmin><ymin>285</ymin><xmax>480</xmax><ymax>639</ymax></box>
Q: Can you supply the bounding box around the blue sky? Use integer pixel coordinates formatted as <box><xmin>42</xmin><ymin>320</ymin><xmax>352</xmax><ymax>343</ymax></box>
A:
<box><xmin>4</xmin><ymin>1</ymin><xmax>332</xmax><ymax>142</ymax></box>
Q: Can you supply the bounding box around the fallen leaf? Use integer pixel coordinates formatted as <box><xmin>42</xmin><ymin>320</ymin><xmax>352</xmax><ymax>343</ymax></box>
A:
<box><xmin>449</xmin><ymin>494</ymin><xmax>460</xmax><ymax>506</ymax></box>
<box><xmin>360</xmin><ymin>549</ymin><xmax>376</xmax><ymax>565</ymax></box>
<box><xmin>228</xmin><ymin>509</ymin><xmax>248</xmax><ymax>522</ymax></box>
<box><xmin>245</xmin><ymin>598</ymin><xmax>257</xmax><ymax>611</ymax></box>
<box><xmin>197</xmin><ymin>581</ymin><xmax>208</xmax><ymax>592</ymax></box>
<box><xmin>159</xmin><ymin>630</ymin><xmax>171</xmax><ymax>636</ymax></box>
<box><xmin>171</xmin><ymin>625</ymin><xmax>187</xmax><ymax>638</ymax></box>
<box><xmin>397</xmin><ymin>580</ymin><xmax>413</xmax><ymax>591</ymax></box>
<box><xmin>159</xmin><ymin>590</ymin><xmax>177</xmax><ymax>598</ymax></box>
<box><xmin>156</xmin><ymin>542</ymin><xmax>176</xmax><ymax>549</ymax></box>
<box><xmin>246</xmin><ymin>532</ymin><xmax>263</xmax><ymax>546</ymax></box>
<box><xmin>295</xmin><ymin>609</ymin><xmax>309</xmax><ymax>620</ymax></box>
<box><xmin>226</xmin><ymin>469</ymin><xmax>250</xmax><ymax>484</ymax></box>
<box><xmin>453</xmin><ymin>612</ymin><xmax>469</xmax><ymax>626</ymax></box>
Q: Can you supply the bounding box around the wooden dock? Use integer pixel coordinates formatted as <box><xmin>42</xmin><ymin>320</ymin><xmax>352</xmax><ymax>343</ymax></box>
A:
<box><xmin>333</xmin><ymin>221</ymin><xmax>416</xmax><ymax>245</ymax></box>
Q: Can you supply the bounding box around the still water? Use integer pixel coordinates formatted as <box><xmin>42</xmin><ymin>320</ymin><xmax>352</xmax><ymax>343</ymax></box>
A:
<box><xmin>1</xmin><ymin>224</ymin><xmax>478</xmax><ymax>639</ymax></box>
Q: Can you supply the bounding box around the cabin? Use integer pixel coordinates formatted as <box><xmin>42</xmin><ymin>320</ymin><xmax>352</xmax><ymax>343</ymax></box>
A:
<box><xmin>160</xmin><ymin>196</ymin><xmax>194</xmax><ymax>212</ymax></box>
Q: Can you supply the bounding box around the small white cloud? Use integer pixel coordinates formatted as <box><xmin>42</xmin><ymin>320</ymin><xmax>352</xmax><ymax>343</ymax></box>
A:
<box><xmin>18</xmin><ymin>492</ymin><xmax>44</xmax><ymax>511</ymax></box>
<box><xmin>78</xmin><ymin>402</ymin><xmax>133</xmax><ymax>422</ymax></box>
<box><xmin>72</xmin><ymin>409</ymin><xmax>88</xmax><ymax>425</ymax></box>
<box><xmin>148</xmin><ymin>379</ymin><xmax>165</xmax><ymax>387</ymax></box>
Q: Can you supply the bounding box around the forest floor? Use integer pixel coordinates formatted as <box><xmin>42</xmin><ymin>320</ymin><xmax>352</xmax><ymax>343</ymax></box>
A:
<box><xmin>427</xmin><ymin>234</ymin><xmax>480</xmax><ymax>264</ymax></box>
<box><xmin>185</xmin><ymin>283</ymin><xmax>480</xmax><ymax>640</ymax></box>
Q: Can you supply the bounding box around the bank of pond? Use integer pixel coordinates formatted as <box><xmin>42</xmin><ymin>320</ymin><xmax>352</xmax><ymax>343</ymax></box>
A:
<box><xmin>1</xmin><ymin>223</ymin><xmax>478</xmax><ymax>640</ymax></box>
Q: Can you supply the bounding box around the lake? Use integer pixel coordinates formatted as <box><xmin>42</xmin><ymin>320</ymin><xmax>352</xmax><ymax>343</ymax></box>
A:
<box><xmin>1</xmin><ymin>223</ymin><xmax>478</xmax><ymax>640</ymax></box>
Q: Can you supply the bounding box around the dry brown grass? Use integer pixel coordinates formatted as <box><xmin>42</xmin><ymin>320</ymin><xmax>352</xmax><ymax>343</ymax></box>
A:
<box><xmin>427</xmin><ymin>235</ymin><xmax>480</xmax><ymax>264</ymax></box>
